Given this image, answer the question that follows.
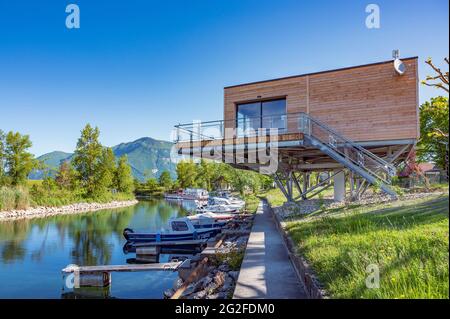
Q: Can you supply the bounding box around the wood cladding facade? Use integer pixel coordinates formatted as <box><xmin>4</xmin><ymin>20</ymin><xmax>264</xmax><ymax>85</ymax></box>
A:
<box><xmin>223</xmin><ymin>58</ymin><xmax>419</xmax><ymax>143</ymax></box>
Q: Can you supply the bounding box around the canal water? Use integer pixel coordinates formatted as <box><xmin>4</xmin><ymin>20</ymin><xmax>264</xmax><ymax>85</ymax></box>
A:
<box><xmin>0</xmin><ymin>199</ymin><xmax>196</xmax><ymax>299</ymax></box>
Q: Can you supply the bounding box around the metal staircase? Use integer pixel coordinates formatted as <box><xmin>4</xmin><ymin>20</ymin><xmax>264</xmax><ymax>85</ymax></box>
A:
<box><xmin>298</xmin><ymin>113</ymin><xmax>397</xmax><ymax>197</ymax></box>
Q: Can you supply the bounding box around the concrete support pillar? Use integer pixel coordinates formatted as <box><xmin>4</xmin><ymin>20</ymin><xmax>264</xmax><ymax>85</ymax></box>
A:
<box><xmin>333</xmin><ymin>170</ymin><xmax>346</xmax><ymax>202</ymax></box>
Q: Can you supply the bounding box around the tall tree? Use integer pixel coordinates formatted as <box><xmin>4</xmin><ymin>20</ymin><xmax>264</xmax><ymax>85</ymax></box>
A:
<box><xmin>94</xmin><ymin>147</ymin><xmax>116</xmax><ymax>195</ymax></box>
<box><xmin>72</xmin><ymin>124</ymin><xmax>104</xmax><ymax>196</ymax></box>
<box><xmin>0</xmin><ymin>130</ymin><xmax>5</xmax><ymax>185</ymax></box>
<box><xmin>176</xmin><ymin>160</ymin><xmax>198</xmax><ymax>189</ymax></box>
<box><xmin>115</xmin><ymin>155</ymin><xmax>134</xmax><ymax>193</ymax></box>
<box><xmin>145</xmin><ymin>178</ymin><xmax>159</xmax><ymax>192</ymax></box>
<box><xmin>4</xmin><ymin>131</ymin><xmax>37</xmax><ymax>185</ymax></box>
<box><xmin>158</xmin><ymin>170</ymin><xmax>172</xmax><ymax>190</ymax></box>
<box><xmin>55</xmin><ymin>160</ymin><xmax>76</xmax><ymax>190</ymax></box>
<box><xmin>417</xmin><ymin>96</ymin><xmax>449</xmax><ymax>175</ymax></box>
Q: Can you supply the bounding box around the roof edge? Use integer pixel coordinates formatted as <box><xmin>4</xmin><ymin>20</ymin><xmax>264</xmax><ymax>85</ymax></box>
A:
<box><xmin>224</xmin><ymin>56</ymin><xmax>419</xmax><ymax>89</ymax></box>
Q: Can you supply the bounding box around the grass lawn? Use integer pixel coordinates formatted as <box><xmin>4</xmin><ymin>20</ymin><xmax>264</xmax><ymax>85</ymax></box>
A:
<box><xmin>283</xmin><ymin>194</ymin><xmax>449</xmax><ymax>299</ymax></box>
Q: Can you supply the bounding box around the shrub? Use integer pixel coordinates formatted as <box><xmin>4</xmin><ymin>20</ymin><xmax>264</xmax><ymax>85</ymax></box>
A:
<box><xmin>14</xmin><ymin>186</ymin><xmax>30</xmax><ymax>210</ymax></box>
<box><xmin>0</xmin><ymin>186</ymin><xmax>30</xmax><ymax>210</ymax></box>
<box><xmin>0</xmin><ymin>187</ymin><xmax>16</xmax><ymax>211</ymax></box>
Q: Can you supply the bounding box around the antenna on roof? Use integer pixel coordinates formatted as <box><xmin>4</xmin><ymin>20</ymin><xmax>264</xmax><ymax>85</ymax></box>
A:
<box><xmin>392</xmin><ymin>49</ymin><xmax>406</xmax><ymax>75</ymax></box>
<box><xmin>392</xmin><ymin>49</ymin><xmax>400</xmax><ymax>59</ymax></box>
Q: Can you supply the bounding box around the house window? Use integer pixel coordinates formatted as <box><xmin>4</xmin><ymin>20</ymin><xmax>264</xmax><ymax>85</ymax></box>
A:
<box><xmin>236</xmin><ymin>98</ymin><xmax>286</xmax><ymax>136</ymax></box>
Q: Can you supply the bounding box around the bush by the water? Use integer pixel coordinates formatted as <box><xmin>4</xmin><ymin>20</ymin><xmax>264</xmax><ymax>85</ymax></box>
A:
<box><xmin>0</xmin><ymin>186</ymin><xmax>30</xmax><ymax>211</ymax></box>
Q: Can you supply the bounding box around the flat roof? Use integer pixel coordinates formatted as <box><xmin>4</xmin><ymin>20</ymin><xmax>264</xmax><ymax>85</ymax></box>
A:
<box><xmin>224</xmin><ymin>56</ymin><xmax>418</xmax><ymax>89</ymax></box>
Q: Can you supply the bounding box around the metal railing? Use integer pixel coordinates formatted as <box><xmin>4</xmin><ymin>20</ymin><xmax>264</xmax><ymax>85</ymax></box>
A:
<box><xmin>174</xmin><ymin>114</ymin><xmax>287</xmax><ymax>142</ymax></box>
<box><xmin>298</xmin><ymin>113</ymin><xmax>396</xmax><ymax>183</ymax></box>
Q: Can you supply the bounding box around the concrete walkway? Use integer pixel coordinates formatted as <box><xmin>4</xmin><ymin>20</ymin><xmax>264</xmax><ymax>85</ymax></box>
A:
<box><xmin>233</xmin><ymin>201</ymin><xmax>307</xmax><ymax>299</ymax></box>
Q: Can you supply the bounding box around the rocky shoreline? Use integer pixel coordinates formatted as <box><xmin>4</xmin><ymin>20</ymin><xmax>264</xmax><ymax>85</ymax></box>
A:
<box><xmin>0</xmin><ymin>199</ymin><xmax>139</xmax><ymax>221</ymax></box>
<box><xmin>164</xmin><ymin>216</ymin><xmax>253</xmax><ymax>299</ymax></box>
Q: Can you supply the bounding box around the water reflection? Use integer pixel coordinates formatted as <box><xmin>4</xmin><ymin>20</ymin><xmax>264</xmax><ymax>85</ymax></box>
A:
<box><xmin>0</xmin><ymin>199</ymin><xmax>191</xmax><ymax>298</ymax></box>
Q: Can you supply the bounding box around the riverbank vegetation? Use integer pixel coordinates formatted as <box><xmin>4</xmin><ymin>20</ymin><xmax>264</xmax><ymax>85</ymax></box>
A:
<box><xmin>282</xmin><ymin>194</ymin><xmax>449</xmax><ymax>298</ymax></box>
<box><xmin>135</xmin><ymin>159</ymin><xmax>273</xmax><ymax>200</ymax></box>
<box><xmin>0</xmin><ymin>125</ymin><xmax>135</xmax><ymax>211</ymax></box>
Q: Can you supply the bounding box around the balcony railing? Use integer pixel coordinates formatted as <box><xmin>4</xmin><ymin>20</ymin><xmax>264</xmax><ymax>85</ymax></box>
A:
<box><xmin>174</xmin><ymin>113</ymin><xmax>290</xmax><ymax>142</ymax></box>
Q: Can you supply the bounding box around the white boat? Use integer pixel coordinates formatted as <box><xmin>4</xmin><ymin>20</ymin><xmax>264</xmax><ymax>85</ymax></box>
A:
<box><xmin>123</xmin><ymin>217</ymin><xmax>220</xmax><ymax>243</ymax></box>
<box><xmin>186</xmin><ymin>214</ymin><xmax>228</xmax><ymax>229</ymax></box>
<box><xmin>182</xmin><ymin>188</ymin><xmax>209</xmax><ymax>200</ymax></box>
<box><xmin>196</xmin><ymin>204</ymin><xmax>239</xmax><ymax>214</ymax></box>
<box><xmin>189</xmin><ymin>211</ymin><xmax>235</xmax><ymax>221</ymax></box>
<box><xmin>208</xmin><ymin>197</ymin><xmax>245</xmax><ymax>210</ymax></box>
<box><xmin>213</xmin><ymin>192</ymin><xmax>246</xmax><ymax>207</ymax></box>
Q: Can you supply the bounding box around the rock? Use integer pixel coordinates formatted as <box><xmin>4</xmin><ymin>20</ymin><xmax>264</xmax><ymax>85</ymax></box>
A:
<box><xmin>173</xmin><ymin>277</ymin><xmax>184</xmax><ymax>290</ymax></box>
<box><xmin>214</xmin><ymin>271</ymin><xmax>226</xmax><ymax>287</ymax></box>
<box><xmin>218</xmin><ymin>264</ymin><xmax>230</xmax><ymax>272</ymax></box>
<box><xmin>163</xmin><ymin>288</ymin><xmax>175</xmax><ymax>298</ymax></box>
<box><xmin>190</xmin><ymin>289</ymin><xmax>208</xmax><ymax>299</ymax></box>
<box><xmin>207</xmin><ymin>292</ymin><xmax>227</xmax><ymax>299</ymax></box>
<box><xmin>228</xmin><ymin>271</ymin><xmax>239</xmax><ymax>281</ymax></box>
<box><xmin>181</xmin><ymin>282</ymin><xmax>197</xmax><ymax>297</ymax></box>
<box><xmin>220</xmin><ymin>274</ymin><xmax>234</xmax><ymax>292</ymax></box>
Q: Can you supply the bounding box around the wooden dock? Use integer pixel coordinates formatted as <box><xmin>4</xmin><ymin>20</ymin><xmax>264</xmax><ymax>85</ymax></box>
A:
<box><xmin>62</xmin><ymin>260</ymin><xmax>190</xmax><ymax>288</ymax></box>
<box><xmin>62</xmin><ymin>260</ymin><xmax>186</xmax><ymax>274</ymax></box>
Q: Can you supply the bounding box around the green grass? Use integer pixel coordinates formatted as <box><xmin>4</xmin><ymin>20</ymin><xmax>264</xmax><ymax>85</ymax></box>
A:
<box><xmin>243</xmin><ymin>194</ymin><xmax>261</xmax><ymax>213</ymax></box>
<box><xmin>283</xmin><ymin>194</ymin><xmax>449</xmax><ymax>299</ymax></box>
<box><xmin>259</xmin><ymin>188</ymin><xmax>287</xmax><ymax>206</ymax></box>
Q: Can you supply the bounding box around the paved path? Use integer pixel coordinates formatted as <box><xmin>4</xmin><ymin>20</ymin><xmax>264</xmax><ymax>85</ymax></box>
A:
<box><xmin>233</xmin><ymin>200</ymin><xmax>307</xmax><ymax>299</ymax></box>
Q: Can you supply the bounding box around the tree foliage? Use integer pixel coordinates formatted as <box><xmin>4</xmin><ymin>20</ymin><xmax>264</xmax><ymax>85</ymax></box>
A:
<box><xmin>72</xmin><ymin>124</ymin><xmax>104</xmax><ymax>196</ymax></box>
<box><xmin>1</xmin><ymin>131</ymin><xmax>37</xmax><ymax>185</ymax></box>
<box><xmin>417</xmin><ymin>96</ymin><xmax>449</xmax><ymax>173</ymax></box>
<box><xmin>158</xmin><ymin>170</ymin><xmax>172</xmax><ymax>189</ymax></box>
<box><xmin>115</xmin><ymin>155</ymin><xmax>134</xmax><ymax>193</ymax></box>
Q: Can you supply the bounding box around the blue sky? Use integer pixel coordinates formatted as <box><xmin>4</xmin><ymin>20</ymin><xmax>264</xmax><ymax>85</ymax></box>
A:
<box><xmin>0</xmin><ymin>0</ymin><xmax>448</xmax><ymax>156</ymax></box>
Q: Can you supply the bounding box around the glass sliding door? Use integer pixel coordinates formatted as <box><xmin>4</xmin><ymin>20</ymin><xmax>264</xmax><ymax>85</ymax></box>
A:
<box><xmin>236</xmin><ymin>102</ymin><xmax>261</xmax><ymax>136</ymax></box>
<box><xmin>236</xmin><ymin>98</ymin><xmax>286</xmax><ymax>136</ymax></box>
<box><xmin>262</xmin><ymin>99</ymin><xmax>286</xmax><ymax>132</ymax></box>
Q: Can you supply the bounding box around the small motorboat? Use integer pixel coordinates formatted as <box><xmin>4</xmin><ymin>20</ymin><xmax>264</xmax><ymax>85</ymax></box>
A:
<box><xmin>123</xmin><ymin>217</ymin><xmax>220</xmax><ymax>243</ymax></box>
<box><xmin>213</xmin><ymin>192</ymin><xmax>246</xmax><ymax>207</ymax></box>
<box><xmin>208</xmin><ymin>197</ymin><xmax>245</xmax><ymax>210</ymax></box>
<box><xmin>192</xmin><ymin>211</ymin><xmax>235</xmax><ymax>221</ymax></box>
<box><xmin>196</xmin><ymin>204</ymin><xmax>239</xmax><ymax>214</ymax></box>
<box><xmin>187</xmin><ymin>213</ymin><xmax>229</xmax><ymax>229</ymax></box>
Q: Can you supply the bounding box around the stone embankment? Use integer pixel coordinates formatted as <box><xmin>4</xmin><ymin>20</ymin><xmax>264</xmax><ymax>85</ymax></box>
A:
<box><xmin>164</xmin><ymin>216</ymin><xmax>253</xmax><ymax>299</ymax></box>
<box><xmin>0</xmin><ymin>200</ymin><xmax>139</xmax><ymax>221</ymax></box>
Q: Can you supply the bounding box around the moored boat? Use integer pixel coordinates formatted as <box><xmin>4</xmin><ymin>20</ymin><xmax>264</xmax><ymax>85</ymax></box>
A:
<box><xmin>196</xmin><ymin>204</ymin><xmax>239</xmax><ymax>214</ymax></box>
<box><xmin>123</xmin><ymin>217</ymin><xmax>220</xmax><ymax>243</ymax></box>
<box><xmin>187</xmin><ymin>213</ymin><xmax>229</xmax><ymax>229</ymax></box>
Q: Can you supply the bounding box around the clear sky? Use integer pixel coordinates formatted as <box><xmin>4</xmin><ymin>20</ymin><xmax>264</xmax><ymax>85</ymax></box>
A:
<box><xmin>0</xmin><ymin>0</ymin><xmax>448</xmax><ymax>156</ymax></box>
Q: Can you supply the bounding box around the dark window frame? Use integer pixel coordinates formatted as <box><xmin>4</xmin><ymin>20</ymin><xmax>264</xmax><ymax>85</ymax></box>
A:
<box><xmin>235</xmin><ymin>97</ymin><xmax>287</xmax><ymax>132</ymax></box>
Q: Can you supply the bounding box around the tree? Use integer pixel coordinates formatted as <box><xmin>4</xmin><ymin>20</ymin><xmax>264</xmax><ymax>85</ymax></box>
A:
<box><xmin>197</xmin><ymin>159</ymin><xmax>214</xmax><ymax>190</ymax></box>
<box><xmin>0</xmin><ymin>130</ymin><xmax>5</xmax><ymax>185</ymax></box>
<box><xmin>417</xmin><ymin>96</ymin><xmax>449</xmax><ymax>176</ymax></box>
<box><xmin>94</xmin><ymin>147</ymin><xmax>116</xmax><ymax>195</ymax></box>
<box><xmin>72</xmin><ymin>124</ymin><xmax>104</xmax><ymax>196</ymax></box>
<box><xmin>158</xmin><ymin>170</ymin><xmax>172</xmax><ymax>190</ymax></box>
<box><xmin>4</xmin><ymin>131</ymin><xmax>37</xmax><ymax>185</ymax></box>
<box><xmin>115</xmin><ymin>155</ymin><xmax>134</xmax><ymax>194</ymax></box>
<box><xmin>145</xmin><ymin>178</ymin><xmax>159</xmax><ymax>192</ymax></box>
<box><xmin>421</xmin><ymin>57</ymin><xmax>449</xmax><ymax>93</ymax></box>
<box><xmin>176</xmin><ymin>160</ymin><xmax>198</xmax><ymax>189</ymax></box>
<box><xmin>55</xmin><ymin>160</ymin><xmax>76</xmax><ymax>190</ymax></box>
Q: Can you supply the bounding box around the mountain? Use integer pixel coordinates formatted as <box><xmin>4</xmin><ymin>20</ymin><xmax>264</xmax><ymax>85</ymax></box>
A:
<box><xmin>29</xmin><ymin>137</ymin><xmax>176</xmax><ymax>181</ymax></box>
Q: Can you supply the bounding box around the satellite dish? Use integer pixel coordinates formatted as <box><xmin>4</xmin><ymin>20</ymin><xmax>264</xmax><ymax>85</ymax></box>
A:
<box><xmin>394</xmin><ymin>58</ymin><xmax>406</xmax><ymax>75</ymax></box>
